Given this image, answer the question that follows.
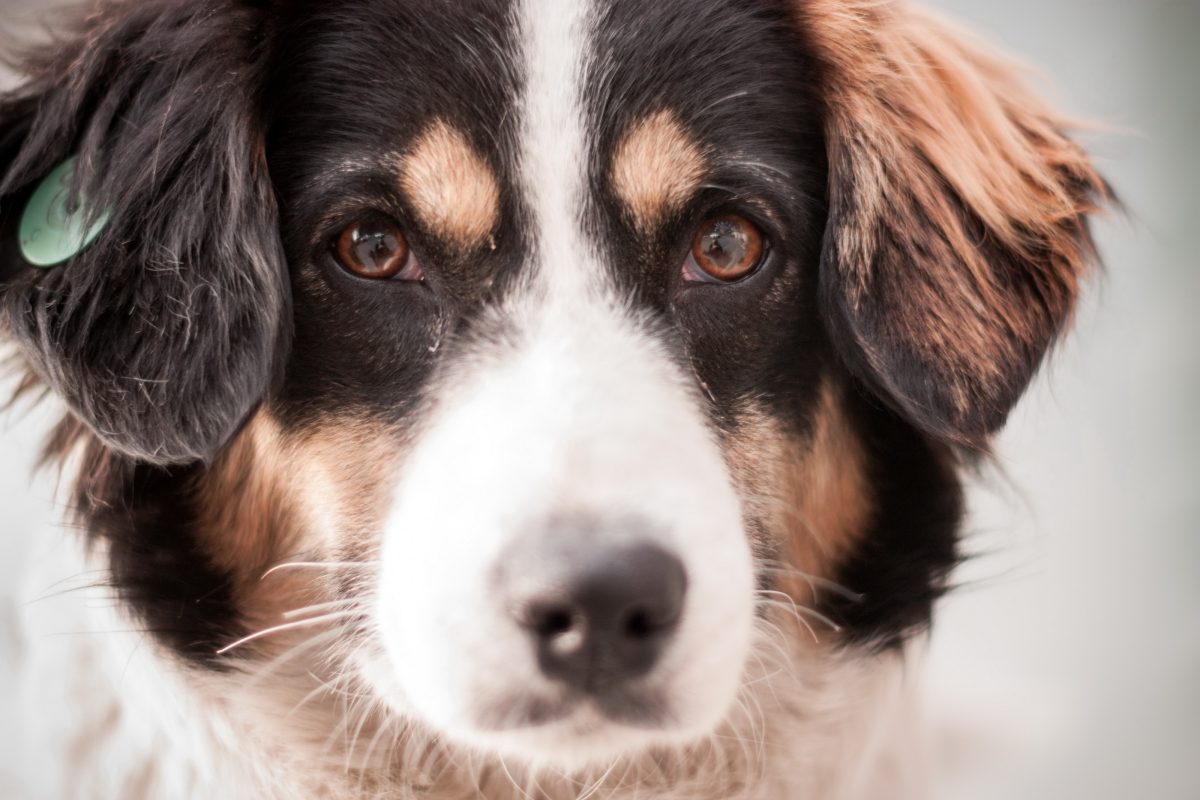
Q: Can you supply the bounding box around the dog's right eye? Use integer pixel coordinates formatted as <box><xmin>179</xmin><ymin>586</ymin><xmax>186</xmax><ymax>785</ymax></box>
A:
<box><xmin>333</xmin><ymin>217</ymin><xmax>423</xmax><ymax>281</ymax></box>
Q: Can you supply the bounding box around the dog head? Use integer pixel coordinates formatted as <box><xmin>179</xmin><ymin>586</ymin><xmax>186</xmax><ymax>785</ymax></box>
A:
<box><xmin>0</xmin><ymin>0</ymin><xmax>1106</xmax><ymax>781</ymax></box>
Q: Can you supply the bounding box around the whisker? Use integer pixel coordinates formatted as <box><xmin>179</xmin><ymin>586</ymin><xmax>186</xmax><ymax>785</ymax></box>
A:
<box><xmin>288</xmin><ymin>679</ymin><xmax>341</xmax><ymax>721</ymax></box>
<box><xmin>302</xmin><ymin>668</ymin><xmax>364</xmax><ymax>700</ymax></box>
<box><xmin>497</xmin><ymin>755</ymin><xmax>535</xmax><ymax>800</ymax></box>
<box><xmin>774</xmin><ymin>602</ymin><xmax>840</xmax><ymax>634</ymax></box>
<box><xmin>724</xmin><ymin>686</ymin><xmax>767</xmax><ymax>773</ymax></box>
<box><xmin>756</xmin><ymin>559</ymin><xmax>863</xmax><ymax>603</ymax></box>
<box><xmin>752</xmin><ymin>616</ymin><xmax>804</xmax><ymax>666</ymax></box>
<box><xmin>217</xmin><ymin>611</ymin><xmax>357</xmax><ymax>655</ymax></box>
<box><xmin>346</xmin><ymin>697</ymin><xmax>380</xmax><ymax>774</ymax></box>
<box><xmin>285</xmin><ymin>665</ymin><xmax>366</xmax><ymax>722</ymax></box>
<box><xmin>240</xmin><ymin>628</ymin><xmax>347</xmax><ymax>690</ymax></box>
<box><xmin>755</xmin><ymin>595</ymin><xmax>840</xmax><ymax>642</ymax></box>
<box><xmin>281</xmin><ymin>598</ymin><xmax>361</xmax><ymax>621</ymax></box>
<box><xmin>324</xmin><ymin>695</ymin><xmax>358</xmax><ymax>760</ymax></box>
<box><xmin>261</xmin><ymin>560</ymin><xmax>379</xmax><ymax>580</ymax></box>
<box><xmin>740</xmin><ymin>667</ymin><xmax>785</xmax><ymax>689</ymax></box>
<box><xmin>577</xmin><ymin>757</ymin><xmax>621</xmax><ymax>800</ymax></box>
<box><xmin>356</xmin><ymin>712</ymin><xmax>396</xmax><ymax>789</ymax></box>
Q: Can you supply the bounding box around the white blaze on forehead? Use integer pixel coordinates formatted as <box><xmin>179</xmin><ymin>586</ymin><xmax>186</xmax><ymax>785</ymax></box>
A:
<box><xmin>518</xmin><ymin>0</ymin><xmax>594</xmax><ymax>295</ymax></box>
<box><xmin>368</xmin><ymin>0</ymin><xmax>757</xmax><ymax>768</ymax></box>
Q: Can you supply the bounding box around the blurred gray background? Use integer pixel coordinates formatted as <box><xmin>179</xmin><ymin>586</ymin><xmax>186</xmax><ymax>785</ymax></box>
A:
<box><xmin>0</xmin><ymin>1</ymin><xmax>1196</xmax><ymax>798</ymax></box>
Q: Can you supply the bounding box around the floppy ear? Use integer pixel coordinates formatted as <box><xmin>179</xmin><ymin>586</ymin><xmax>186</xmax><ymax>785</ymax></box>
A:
<box><xmin>799</xmin><ymin>0</ymin><xmax>1109</xmax><ymax>446</ymax></box>
<box><xmin>0</xmin><ymin>0</ymin><xmax>287</xmax><ymax>465</ymax></box>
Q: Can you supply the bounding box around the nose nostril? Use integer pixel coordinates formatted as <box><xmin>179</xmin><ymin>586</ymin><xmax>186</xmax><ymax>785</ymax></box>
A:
<box><xmin>622</xmin><ymin>607</ymin><xmax>655</xmax><ymax>640</ymax></box>
<box><xmin>621</xmin><ymin>597</ymin><xmax>682</xmax><ymax>640</ymax></box>
<box><xmin>532</xmin><ymin>606</ymin><xmax>576</xmax><ymax>639</ymax></box>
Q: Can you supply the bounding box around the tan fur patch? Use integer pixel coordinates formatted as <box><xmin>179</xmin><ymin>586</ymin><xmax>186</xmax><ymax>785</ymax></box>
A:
<box><xmin>611</xmin><ymin>109</ymin><xmax>707</xmax><ymax>233</ymax></box>
<box><xmin>725</xmin><ymin>380</ymin><xmax>872</xmax><ymax>633</ymax></box>
<box><xmin>399</xmin><ymin>120</ymin><xmax>500</xmax><ymax>251</ymax></box>
<box><xmin>192</xmin><ymin>414</ymin><xmax>294</xmax><ymax>585</ymax></box>
<box><xmin>780</xmin><ymin>380</ymin><xmax>872</xmax><ymax>601</ymax></box>
<box><xmin>192</xmin><ymin>411</ymin><xmax>404</xmax><ymax>648</ymax></box>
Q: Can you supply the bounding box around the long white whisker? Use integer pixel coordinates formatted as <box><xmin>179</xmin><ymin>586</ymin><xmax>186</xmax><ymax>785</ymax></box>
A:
<box><xmin>241</xmin><ymin>628</ymin><xmax>345</xmax><ymax>689</ymax></box>
<box><xmin>285</xmin><ymin>665</ymin><xmax>364</xmax><ymax>722</ymax></box>
<box><xmin>357</xmin><ymin>712</ymin><xmax>395</xmax><ymax>788</ymax></box>
<box><xmin>497</xmin><ymin>755</ymin><xmax>535</xmax><ymax>800</ymax></box>
<box><xmin>756</xmin><ymin>587</ymin><xmax>845</xmax><ymax>631</ymax></box>
<box><xmin>761</xmin><ymin>597</ymin><xmax>841</xmax><ymax>635</ymax></box>
<box><xmin>753</xmin><ymin>618</ymin><xmax>809</xmax><ymax>673</ymax></box>
<box><xmin>756</xmin><ymin>561</ymin><xmax>863</xmax><ymax>602</ymax></box>
<box><xmin>217</xmin><ymin>611</ymin><xmax>357</xmax><ymax>655</ymax></box>
<box><xmin>346</xmin><ymin>696</ymin><xmax>383</xmax><ymax>774</ymax></box>
<box><xmin>577</xmin><ymin>757</ymin><xmax>621</xmax><ymax>800</ymax></box>
<box><xmin>261</xmin><ymin>560</ymin><xmax>379</xmax><ymax>580</ymax></box>
<box><xmin>756</xmin><ymin>599</ymin><xmax>829</xmax><ymax>644</ymax></box>
<box><xmin>281</xmin><ymin>599</ymin><xmax>361</xmax><ymax>620</ymax></box>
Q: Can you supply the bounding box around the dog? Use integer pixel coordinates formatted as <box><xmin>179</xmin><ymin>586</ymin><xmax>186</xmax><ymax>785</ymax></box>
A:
<box><xmin>0</xmin><ymin>0</ymin><xmax>1108</xmax><ymax>797</ymax></box>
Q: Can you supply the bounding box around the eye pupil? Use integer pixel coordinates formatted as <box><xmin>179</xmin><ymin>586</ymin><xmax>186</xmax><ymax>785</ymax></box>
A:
<box><xmin>352</xmin><ymin>223</ymin><xmax>400</xmax><ymax>271</ymax></box>
<box><xmin>689</xmin><ymin>214</ymin><xmax>764</xmax><ymax>282</ymax></box>
<box><xmin>360</xmin><ymin>228</ymin><xmax>397</xmax><ymax>268</ymax></box>
<box><xmin>699</xmin><ymin>222</ymin><xmax>746</xmax><ymax>271</ymax></box>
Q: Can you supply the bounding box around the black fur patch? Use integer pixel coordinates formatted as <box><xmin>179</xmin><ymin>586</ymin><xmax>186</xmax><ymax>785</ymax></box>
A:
<box><xmin>823</xmin><ymin>391</ymin><xmax>963</xmax><ymax>650</ymax></box>
<box><xmin>28</xmin><ymin>419</ymin><xmax>242</xmax><ymax>666</ymax></box>
<box><xmin>0</xmin><ymin>0</ymin><xmax>288</xmax><ymax>466</ymax></box>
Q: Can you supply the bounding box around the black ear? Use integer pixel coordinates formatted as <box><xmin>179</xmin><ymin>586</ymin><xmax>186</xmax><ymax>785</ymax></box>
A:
<box><xmin>0</xmin><ymin>0</ymin><xmax>288</xmax><ymax>465</ymax></box>
<box><xmin>799</xmin><ymin>1</ymin><xmax>1109</xmax><ymax>447</ymax></box>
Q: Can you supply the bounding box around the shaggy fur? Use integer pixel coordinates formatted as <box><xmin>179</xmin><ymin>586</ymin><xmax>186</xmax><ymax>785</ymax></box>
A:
<box><xmin>0</xmin><ymin>1</ymin><xmax>1108</xmax><ymax>798</ymax></box>
<box><xmin>0</xmin><ymin>0</ymin><xmax>287</xmax><ymax>465</ymax></box>
<box><xmin>799</xmin><ymin>0</ymin><xmax>1107</xmax><ymax>444</ymax></box>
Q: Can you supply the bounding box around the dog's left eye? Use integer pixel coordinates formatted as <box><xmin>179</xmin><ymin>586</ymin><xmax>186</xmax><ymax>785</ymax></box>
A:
<box><xmin>683</xmin><ymin>214</ymin><xmax>766</xmax><ymax>284</ymax></box>
<box><xmin>333</xmin><ymin>216</ymin><xmax>423</xmax><ymax>281</ymax></box>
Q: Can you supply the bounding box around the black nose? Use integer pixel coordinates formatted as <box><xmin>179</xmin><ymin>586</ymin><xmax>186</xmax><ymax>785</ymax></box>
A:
<box><xmin>499</xmin><ymin>534</ymin><xmax>687</xmax><ymax>693</ymax></box>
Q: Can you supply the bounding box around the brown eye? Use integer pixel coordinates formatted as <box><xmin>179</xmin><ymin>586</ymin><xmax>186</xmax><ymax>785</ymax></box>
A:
<box><xmin>334</xmin><ymin>217</ymin><xmax>420</xmax><ymax>281</ymax></box>
<box><xmin>686</xmin><ymin>214</ymin><xmax>765</xmax><ymax>283</ymax></box>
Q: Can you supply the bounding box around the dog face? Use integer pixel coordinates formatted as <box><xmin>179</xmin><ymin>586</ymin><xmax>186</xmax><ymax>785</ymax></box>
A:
<box><xmin>0</xmin><ymin>0</ymin><xmax>1106</xmax><ymax>782</ymax></box>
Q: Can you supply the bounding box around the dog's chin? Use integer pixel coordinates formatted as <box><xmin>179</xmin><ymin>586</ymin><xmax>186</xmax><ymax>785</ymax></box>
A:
<box><xmin>431</xmin><ymin>694</ymin><xmax>725</xmax><ymax>772</ymax></box>
<box><xmin>359</xmin><ymin>658</ymin><xmax>735</xmax><ymax>772</ymax></box>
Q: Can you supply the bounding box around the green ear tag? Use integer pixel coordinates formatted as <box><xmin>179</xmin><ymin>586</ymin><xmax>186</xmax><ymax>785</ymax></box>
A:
<box><xmin>19</xmin><ymin>157</ymin><xmax>111</xmax><ymax>268</ymax></box>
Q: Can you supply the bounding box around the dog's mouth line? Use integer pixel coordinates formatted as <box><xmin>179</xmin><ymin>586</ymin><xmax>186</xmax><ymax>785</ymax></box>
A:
<box><xmin>473</xmin><ymin>686</ymin><xmax>675</xmax><ymax>734</ymax></box>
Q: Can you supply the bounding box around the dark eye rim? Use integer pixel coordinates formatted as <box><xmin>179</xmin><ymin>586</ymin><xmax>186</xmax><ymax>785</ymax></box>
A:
<box><xmin>680</xmin><ymin>208</ymin><xmax>774</xmax><ymax>287</ymax></box>
<box><xmin>326</xmin><ymin>210</ymin><xmax>425</xmax><ymax>284</ymax></box>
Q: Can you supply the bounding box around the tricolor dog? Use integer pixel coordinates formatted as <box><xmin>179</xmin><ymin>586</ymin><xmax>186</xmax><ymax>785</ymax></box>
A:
<box><xmin>0</xmin><ymin>0</ymin><xmax>1107</xmax><ymax>798</ymax></box>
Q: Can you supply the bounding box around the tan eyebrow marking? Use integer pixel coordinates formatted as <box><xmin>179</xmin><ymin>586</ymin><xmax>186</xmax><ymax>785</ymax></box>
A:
<box><xmin>611</xmin><ymin>109</ymin><xmax>708</xmax><ymax>233</ymax></box>
<box><xmin>399</xmin><ymin>120</ymin><xmax>501</xmax><ymax>251</ymax></box>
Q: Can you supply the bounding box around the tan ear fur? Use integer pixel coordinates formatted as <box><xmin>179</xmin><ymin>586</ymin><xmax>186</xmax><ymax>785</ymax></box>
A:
<box><xmin>797</xmin><ymin>0</ymin><xmax>1109</xmax><ymax>443</ymax></box>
